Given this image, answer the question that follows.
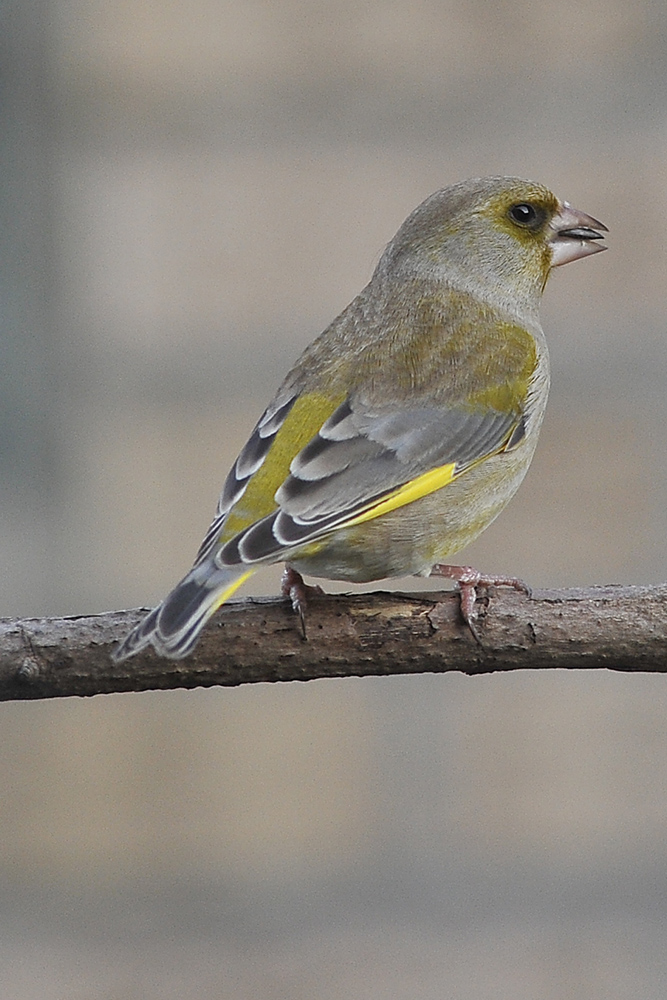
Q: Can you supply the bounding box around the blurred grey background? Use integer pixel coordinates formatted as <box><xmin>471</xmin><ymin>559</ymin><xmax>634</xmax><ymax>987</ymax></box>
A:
<box><xmin>3</xmin><ymin>1</ymin><xmax>667</xmax><ymax>997</ymax></box>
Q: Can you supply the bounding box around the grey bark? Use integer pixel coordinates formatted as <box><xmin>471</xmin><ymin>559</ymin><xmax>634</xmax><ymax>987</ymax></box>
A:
<box><xmin>1</xmin><ymin>584</ymin><xmax>666</xmax><ymax>701</ymax></box>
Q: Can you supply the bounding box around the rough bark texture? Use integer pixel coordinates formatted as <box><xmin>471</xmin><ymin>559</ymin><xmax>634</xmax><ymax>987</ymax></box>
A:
<box><xmin>1</xmin><ymin>584</ymin><xmax>667</xmax><ymax>701</ymax></box>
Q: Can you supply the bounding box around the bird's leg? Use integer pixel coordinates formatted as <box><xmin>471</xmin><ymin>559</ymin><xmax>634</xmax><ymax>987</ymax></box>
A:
<box><xmin>429</xmin><ymin>563</ymin><xmax>531</xmax><ymax>643</ymax></box>
<box><xmin>281</xmin><ymin>565</ymin><xmax>324</xmax><ymax>638</ymax></box>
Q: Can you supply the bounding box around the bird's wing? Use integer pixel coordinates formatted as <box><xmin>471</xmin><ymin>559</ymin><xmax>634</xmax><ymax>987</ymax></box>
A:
<box><xmin>194</xmin><ymin>392</ymin><xmax>302</xmax><ymax>563</ymax></box>
<box><xmin>206</xmin><ymin>391</ymin><xmax>527</xmax><ymax>568</ymax></box>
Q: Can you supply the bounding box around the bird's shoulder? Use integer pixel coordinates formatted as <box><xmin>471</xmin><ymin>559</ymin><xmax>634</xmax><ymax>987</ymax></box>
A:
<box><xmin>286</xmin><ymin>278</ymin><xmax>541</xmax><ymax>410</ymax></box>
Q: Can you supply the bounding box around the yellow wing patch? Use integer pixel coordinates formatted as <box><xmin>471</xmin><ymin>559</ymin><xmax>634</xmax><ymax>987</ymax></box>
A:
<box><xmin>220</xmin><ymin>390</ymin><xmax>346</xmax><ymax>543</ymax></box>
<box><xmin>341</xmin><ymin>460</ymin><xmax>458</xmax><ymax>529</ymax></box>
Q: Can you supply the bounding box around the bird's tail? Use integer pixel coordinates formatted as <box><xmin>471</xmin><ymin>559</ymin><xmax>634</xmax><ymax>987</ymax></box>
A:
<box><xmin>112</xmin><ymin>561</ymin><xmax>255</xmax><ymax>661</ymax></box>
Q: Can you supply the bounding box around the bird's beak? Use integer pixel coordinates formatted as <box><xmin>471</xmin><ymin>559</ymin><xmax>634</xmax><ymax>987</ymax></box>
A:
<box><xmin>549</xmin><ymin>201</ymin><xmax>608</xmax><ymax>267</ymax></box>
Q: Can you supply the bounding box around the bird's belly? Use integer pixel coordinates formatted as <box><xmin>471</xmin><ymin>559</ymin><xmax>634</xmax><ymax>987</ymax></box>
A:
<box><xmin>289</xmin><ymin>439</ymin><xmax>536</xmax><ymax>584</ymax></box>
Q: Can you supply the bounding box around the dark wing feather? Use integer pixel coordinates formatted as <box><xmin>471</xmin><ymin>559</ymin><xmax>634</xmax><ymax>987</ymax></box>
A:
<box><xmin>216</xmin><ymin>395</ymin><xmax>524</xmax><ymax>567</ymax></box>
<box><xmin>194</xmin><ymin>394</ymin><xmax>297</xmax><ymax>563</ymax></box>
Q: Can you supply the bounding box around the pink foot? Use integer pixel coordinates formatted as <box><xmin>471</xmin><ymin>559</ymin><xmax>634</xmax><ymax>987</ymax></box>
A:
<box><xmin>281</xmin><ymin>565</ymin><xmax>324</xmax><ymax>638</ymax></box>
<box><xmin>430</xmin><ymin>563</ymin><xmax>531</xmax><ymax>642</ymax></box>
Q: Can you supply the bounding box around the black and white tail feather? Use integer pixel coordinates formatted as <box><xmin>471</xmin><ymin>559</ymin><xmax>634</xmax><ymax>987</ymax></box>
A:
<box><xmin>111</xmin><ymin>397</ymin><xmax>299</xmax><ymax>661</ymax></box>
<box><xmin>111</xmin><ymin>560</ymin><xmax>248</xmax><ymax>661</ymax></box>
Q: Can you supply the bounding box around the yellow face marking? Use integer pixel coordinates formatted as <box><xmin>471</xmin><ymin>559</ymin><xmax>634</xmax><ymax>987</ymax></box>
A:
<box><xmin>475</xmin><ymin>186</ymin><xmax>559</xmax><ymax>286</ymax></box>
<box><xmin>481</xmin><ymin>184</ymin><xmax>559</xmax><ymax>240</ymax></box>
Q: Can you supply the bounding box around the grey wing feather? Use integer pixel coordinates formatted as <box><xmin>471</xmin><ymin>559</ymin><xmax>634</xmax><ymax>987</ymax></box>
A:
<box><xmin>216</xmin><ymin>395</ymin><xmax>524</xmax><ymax>567</ymax></box>
<box><xmin>276</xmin><ymin>399</ymin><xmax>519</xmax><ymax>521</ymax></box>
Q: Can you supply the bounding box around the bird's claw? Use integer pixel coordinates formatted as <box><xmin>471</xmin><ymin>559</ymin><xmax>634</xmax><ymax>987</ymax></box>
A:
<box><xmin>429</xmin><ymin>563</ymin><xmax>531</xmax><ymax>642</ymax></box>
<box><xmin>281</xmin><ymin>566</ymin><xmax>324</xmax><ymax>638</ymax></box>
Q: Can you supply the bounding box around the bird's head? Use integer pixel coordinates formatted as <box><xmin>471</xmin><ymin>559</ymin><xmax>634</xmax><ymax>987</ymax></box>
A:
<box><xmin>381</xmin><ymin>176</ymin><xmax>607</xmax><ymax>315</ymax></box>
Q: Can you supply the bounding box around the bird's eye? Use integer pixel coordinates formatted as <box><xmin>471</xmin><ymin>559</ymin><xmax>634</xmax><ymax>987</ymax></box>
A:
<box><xmin>508</xmin><ymin>202</ymin><xmax>545</xmax><ymax>230</ymax></box>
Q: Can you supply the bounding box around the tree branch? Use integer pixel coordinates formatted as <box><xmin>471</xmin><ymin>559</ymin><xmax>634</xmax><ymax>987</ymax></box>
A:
<box><xmin>1</xmin><ymin>584</ymin><xmax>666</xmax><ymax>701</ymax></box>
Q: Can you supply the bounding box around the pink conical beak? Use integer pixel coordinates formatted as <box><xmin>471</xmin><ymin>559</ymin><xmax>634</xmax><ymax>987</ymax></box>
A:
<box><xmin>550</xmin><ymin>201</ymin><xmax>608</xmax><ymax>266</ymax></box>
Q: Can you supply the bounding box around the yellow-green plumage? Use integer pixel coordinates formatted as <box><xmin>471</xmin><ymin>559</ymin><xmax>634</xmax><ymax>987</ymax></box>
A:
<box><xmin>113</xmin><ymin>176</ymin><xmax>606</xmax><ymax>660</ymax></box>
<box><xmin>219</xmin><ymin>391</ymin><xmax>346</xmax><ymax>543</ymax></box>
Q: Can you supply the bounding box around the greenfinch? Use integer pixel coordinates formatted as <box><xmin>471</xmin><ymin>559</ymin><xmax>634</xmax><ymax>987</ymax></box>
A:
<box><xmin>114</xmin><ymin>176</ymin><xmax>606</xmax><ymax>660</ymax></box>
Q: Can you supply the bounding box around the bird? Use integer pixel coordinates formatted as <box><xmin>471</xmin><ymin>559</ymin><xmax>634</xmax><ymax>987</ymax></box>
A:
<box><xmin>113</xmin><ymin>176</ymin><xmax>607</xmax><ymax>661</ymax></box>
